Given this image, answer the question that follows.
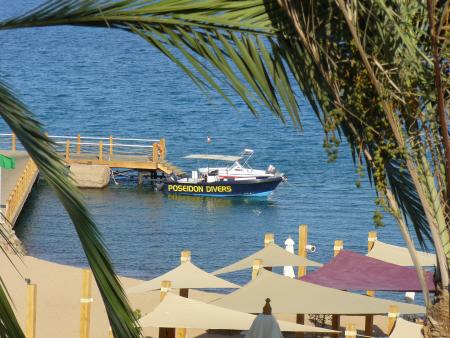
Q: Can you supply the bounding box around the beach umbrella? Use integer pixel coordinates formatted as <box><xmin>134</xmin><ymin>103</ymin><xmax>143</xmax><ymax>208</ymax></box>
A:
<box><xmin>0</xmin><ymin>154</ymin><xmax>16</xmax><ymax>209</ymax></box>
<box><xmin>126</xmin><ymin>261</ymin><xmax>239</xmax><ymax>294</ymax></box>
<box><xmin>212</xmin><ymin>269</ymin><xmax>425</xmax><ymax>315</ymax></box>
<box><xmin>301</xmin><ymin>250</ymin><xmax>435</xmax><ymax>292</ymax></box>
<box><xmin>366</xmin><ymin>240</ymin><xmax>436</xmax><ymax>266</ymax></box>
<box><xmin>213</xmin><ymin>243</ymin><xmax>321</xmax><ymax>275</ymax></box>
<box><xmin>139</xmin><ymin>293</ymin><xmax>338</xmax><ymax>334</ymax></box>
<box><xmin>389</xmin><ymin>318</ymin><xmax>423</xmax><ymax>338</ymax></box>
<box><xmin>245</xmin><ymin>299</ymin><xmax>282</xmax><ymax>338</ymax></box>
<box><xmin>283</xmin><ymin>237</ymin><xmax>295</xmax><ymax>278</ymax></box>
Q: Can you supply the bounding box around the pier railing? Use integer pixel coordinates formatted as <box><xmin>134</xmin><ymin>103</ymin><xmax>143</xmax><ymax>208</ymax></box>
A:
<box><xmin>0</xmin><ymin>133</ymin><xmax>167</xmax><ymax>164</ymax></box>
<box><xmin>5</xmin><ymin>158</ymin><xmax>38</xmax><ymax>226</ymax></box>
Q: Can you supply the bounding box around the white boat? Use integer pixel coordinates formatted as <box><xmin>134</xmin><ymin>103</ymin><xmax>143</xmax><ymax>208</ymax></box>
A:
<box><xmin>164</xmin><ymin>149</ymin><xmax>286</xmax><ymax>197</ymax></box>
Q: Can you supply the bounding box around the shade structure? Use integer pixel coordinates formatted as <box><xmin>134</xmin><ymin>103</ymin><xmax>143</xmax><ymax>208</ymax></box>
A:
<box><xmin>126</xmin><ymin>261</ymin><xmax>239</xmax><ymax>294</ymax></box>
<box><xmin>139</xmin><ymin>293</ymin><xmax>337</xmax><ymax>334</ymax></box>
<box><xmin>367</xmin><ymin>240</ymin><xmax>436</xmax><ymax>267</ymax></box>
<box><xmin>389</xmin><ymin>318</ymin><xmax>423</xmax><ymax>338</ymax></box>
<box><xmin>213</xmin><ymin>243</ymin><xmax>322</xmax><ymax>275</ymax></box>
<box><xmin>301</xmin><ymin>250</ymin><xmax>435</xmax><ymax>292</ymax></box>
<box><xmin>212</xmin><ymin>270</ymin><xmax>425</xmax><ymax>315</ymax></box>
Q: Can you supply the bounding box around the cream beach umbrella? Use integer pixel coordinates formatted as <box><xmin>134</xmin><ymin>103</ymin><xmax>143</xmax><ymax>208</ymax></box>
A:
<box><xmin>139</xmin><ymin>293</ymin><xmax>338</xmax><ymax>334</ymax></box>
<box><xmin>212</xmin><ymin>270</ymin><xmax>425</xmax><ymax>315</ymax></box>
<box><xmin>126</xmin><ymin>261</ymin><xmax>239</xmax><ymax>294</ymax></box>
<box><xmin>283</xmin><ymin>237</ymin><xmax>295</xmax><ymax>278</ymax></box>
<box><xmin>389</xmin><ymin>318</ymin><xmax>423</xmax><ymax>338</ymax></box>
<box><xmin>213</xmin><ymin>243</ymin><xmax>321</xmax><ymax>275</ymax></box>
<box><xmin>366</xmin><ymin>240</ymin><xmax>436</xmax><ymax>266</ymax></box>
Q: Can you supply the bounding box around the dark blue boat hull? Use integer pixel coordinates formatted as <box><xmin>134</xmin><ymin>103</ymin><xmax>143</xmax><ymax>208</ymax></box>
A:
<box><xmin>163</xmin><ymin>177</ymin><xmax>282</xmax><ymax>197</ymax></box>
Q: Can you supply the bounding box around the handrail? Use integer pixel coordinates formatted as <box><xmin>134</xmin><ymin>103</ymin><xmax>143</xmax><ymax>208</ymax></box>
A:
<box><xmin>5</xmin><ymin>158</ymin><xmax>38</xmax><ymax>225</ymax></box>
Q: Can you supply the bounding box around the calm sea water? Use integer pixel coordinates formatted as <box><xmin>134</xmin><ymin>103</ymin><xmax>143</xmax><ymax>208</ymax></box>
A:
<box><xmin>0</xmin><ymin>1</ymin><xmax>429</xmax><ymax>302</ymax></box>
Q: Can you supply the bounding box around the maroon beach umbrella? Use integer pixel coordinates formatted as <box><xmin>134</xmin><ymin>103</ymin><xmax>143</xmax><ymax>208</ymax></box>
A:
<box><xmin>301</xmin><ymin>250</ymin><xmax>435</xmax><ymax>292</ymax></box>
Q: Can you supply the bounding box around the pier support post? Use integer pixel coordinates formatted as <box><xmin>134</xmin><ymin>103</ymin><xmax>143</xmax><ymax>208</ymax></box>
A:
<box><xmin>109</xmin><ymin>136</ymin><xmax>113</xmax><ymax>160</ymax></box>
<box><xmin>159</xmin><ymin>281</ymin><xmax>175</xmax><ymax>338</ymax></box>
<box><xmin>66</xmin><ymin>140</ymin><xmax>71</xmax><ymax>162</ymax></box>
<box><xmin>298</xmin><ymin>224</ymin><xmax>308</xmax><ymax>278</ymax></box>
<box><xmin>12</xmin><ymin>133</ymin><xmax>16</xmax><ymax>151</ymax></box>
<box><xmin>387</xmin><ymin>305</ymin><xmax>399</xmax><ymax>335</ymax></box>
<box><xmin>80</xmin><ymin>269</ymin><xmax>93</xmax><ymax>338</ymax></box>
<box><xmin>77</xmin><ymin>134</ymin><xmax>81</xmax><ymax>154</ymax></box>
<box><xmin>99</xmin><ymin>141</ymin><xmax>103</xmax><ymax>161</ymax></box>
<box><xmin>252</xmin><ymin>259</ymin><xmax>263</xmax><ymax>280</ymax></box>
<box><xmin>25</xmin><ymin>282</ymin><xmax>37</xmax><ymax>338</ymax></box>
<box><xmin>345</xmin><ymin>323</ymin><xmax>356</xmax><ymax>338</ymax></box>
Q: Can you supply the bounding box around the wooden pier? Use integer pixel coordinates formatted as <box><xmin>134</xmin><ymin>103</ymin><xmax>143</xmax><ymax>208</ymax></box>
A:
<box><xmin>0</xmin><ymin>132</ymin><xmax>183</xmax><ymax>228</ymax></box>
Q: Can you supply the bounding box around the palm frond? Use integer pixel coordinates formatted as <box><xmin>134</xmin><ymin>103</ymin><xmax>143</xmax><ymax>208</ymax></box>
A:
<box><xmin>0</xmin><ymin>277</ymin><xmax>25</xmax><ymax>338</ymax></box>
<box><xmin>0</xmin><ymin>82</ymin><xmax>140</xmax><ymax>338</ymax></box>
<box><xmin>386</xmin><ymin>160</ymin><xmax>432</xmax><ymax>249</ymax></box>
<box><xmin>0</xmin><ymin>0</ymin><xmax>302</xmax><ymax>126</ymax></box>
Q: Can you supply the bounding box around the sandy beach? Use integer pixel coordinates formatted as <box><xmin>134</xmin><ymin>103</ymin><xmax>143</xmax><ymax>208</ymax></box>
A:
<box><xmin>1</xmin><ymin>254</ymin><xmax>393</xmax><ymax>338</ymax></box>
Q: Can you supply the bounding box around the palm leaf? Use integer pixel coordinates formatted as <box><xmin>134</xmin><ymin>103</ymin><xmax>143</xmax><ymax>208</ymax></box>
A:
<box><xmin>0</xmin><ymin>277</ymin><xmax>25</xmax><ymax>338</ymax></box>
<box><xmin>0</xmin><ymin>81</ymin><xmax>140</xmax><ymax>338</ymax></box>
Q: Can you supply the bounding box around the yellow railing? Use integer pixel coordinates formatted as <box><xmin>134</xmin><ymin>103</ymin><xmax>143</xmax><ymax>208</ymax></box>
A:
<box><xmin>5</xmin><ymin>158</ymin><xmax>38</xmax><ymax>225</ymax></box>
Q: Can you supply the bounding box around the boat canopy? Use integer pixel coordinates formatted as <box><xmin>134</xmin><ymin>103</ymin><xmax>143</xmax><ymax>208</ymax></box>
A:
<box><xmin>184</xmin><ymin>154</ymin><xmax>242</xmax><ymax>162</ymax></box>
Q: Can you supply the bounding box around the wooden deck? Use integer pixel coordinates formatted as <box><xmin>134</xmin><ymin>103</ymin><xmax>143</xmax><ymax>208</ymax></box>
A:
<box><xmin>0</xmin><ymin>133</ymin><xmax>184</xmax><ymax>227</ymax></box>
<box><xmin>1</xmin><ymin>133</ymin><xmax>184</xmax><ymax>175</ymax></box>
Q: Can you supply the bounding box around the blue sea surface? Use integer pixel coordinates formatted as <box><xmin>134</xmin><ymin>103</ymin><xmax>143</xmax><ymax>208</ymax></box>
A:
<box><xmin>0</xmin><ymin>1</ymin><xmax>430</xmax><ymax>303</ymax></box>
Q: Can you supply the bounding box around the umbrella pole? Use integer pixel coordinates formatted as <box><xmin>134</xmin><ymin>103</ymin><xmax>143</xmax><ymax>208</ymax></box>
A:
<box><xmin>263</xmin><ymin>233</ymin><xmax>274</xmax><ymax>271</ymax></box>
<box><xmin>177</xmin><ymin>251</ymin><xmax>191</xmax><ymax>338</ymax></box>
<box><xmin>365</xmin><ymin>232</ymin><xmax>377</xmax><ymax>336</ymax></box>
<box><xmin>297</xmin><ymin>224</ymin><xmax>308</xmax><ymax>278</ymax></box>
<box><xmin>252</xmin><ymin>259</ymin><xmax>263</xmax><ymax>280</ymax></box>
<box><xmin>295</xmin><ymin>314</ymin><xmax>305</xmax><ymax>338</ymax></box>
<box><xmin>387</xmin><ymin>305</ymin><xmax>399</xmax><ymax>335</ymax></box>
<box><xmin>159</xmin><ymin>281</ymin><xmax>175</xmax><ymax>338</ymax></box>
<box><xmin>330</xmin><ymin>240</ymin><xmax>343</xmax><ymax>338</ymax></box>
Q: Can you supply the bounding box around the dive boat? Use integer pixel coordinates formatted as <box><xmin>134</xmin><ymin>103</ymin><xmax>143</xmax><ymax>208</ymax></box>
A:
<box><xmin>163</xmin><ymin>149</ymin><xmax>286</xmax><ymax>197</ymax></box>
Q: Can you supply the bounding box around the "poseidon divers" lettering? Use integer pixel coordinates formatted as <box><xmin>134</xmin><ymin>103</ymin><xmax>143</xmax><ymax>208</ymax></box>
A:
<box><xmin>167</xmin><ymin>184</ymin><xmax>232</xmax><ymax>193</ymax></box>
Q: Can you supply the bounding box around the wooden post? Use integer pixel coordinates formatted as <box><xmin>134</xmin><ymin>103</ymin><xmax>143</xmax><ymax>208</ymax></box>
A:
<box><xmin>179</xmin><ymin>250</ymin><xmax>190</xmax><ymax>298</ymax></box>
<box><xmin>264</xmin><ymin>233</ymin><xmax>274</xmax><ymax>247</ymax></box>
<box><xmin>99</xmin><ymin>140</ymin><xmax>103</xmax><ymax>161</ymax></box>
<box><xmin>160</xmin><ymin>138</ymin><xmax>166</xmax><ymax>160</ymax></box>
<box><xmin>252</xmin><ymin>258</ymin><xmax>263</xmax><ymax>280</ymax></box>
<box><xmin>345</xmin><ymin>323</ymin><xmax>356</xmax><ymax>338</ymax></box>
<box><xmin>25</xmin><ymin>283</ymin><xmax>37</xmax><ymax>338</ymax></box>
<box><xmin>80</xmin><ymin>269</ymin><xmax>93</xmax><ymax>338</ymax></box>
<box><xmin>298</xmin><ymin>224</ymin><xmax>308</xmax><ymax>278</ymax></box>
<box><xmin>152</xmin><ymin>142</ymin><xmax>159</xmax><ymax>163</ymax></box>
<box><xmin>159</xmin><ymin>281</ymin><xmax>175</xmax><ymax>338</ymax></box>
<box><xmin>65</xmin><ymin>140</ymin><xmax>71</xmax><ymax>161</ymax></box>
<box><xmin>333</xmin><ymin>240</ymin><xmax>343</xmax><ymax>257</ymax></box>
<box><xmin>12</xmin><ymin>133</ymin><xmax>16</xmax><ymax>151</ymax></box>
<box><xmin>76</xmin><ymin>134</ymin><xmax>81</xmax><ymax>154</ymax></box>
<box><xmin>365</xmin><ymin>314</ymin><xmax>374</xmax><ymax>337</ymax></box>
<box><xmin>331</xmin><ymin>315</ymin><xmax>340</xmax><ymax>338</ymax></box>
<box><xmin>263</xmin><ymin>233</ymin><xmax>274</xmax><ymax>271</ymax></box>
<box><xmin>368</xmin><ymin>231</ymin><xmax>377</xmax><ymax>252</ymax></box>
<box><xmin>180</xmin><ymin>250</ymin><xmax>191</xmax><ymax>264</ymax></box>
<box><xmin>387</xmin><ymin>305</ymin><xmax>399</xmax><ymax>335</ymax></box>
<box><xmin>109</xmin><ymin>136</ymin><xmax>113</xmax><ymax>159</ymax></box>
<box><xmin>295</xmin><ymin>314</ymin><xmax>305</xmax><ymax>338</ymax></box>
<box><xmin>367</xmin><ymin>231</ymin><xmax>377</xmax><ymax>297</ymax></box>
